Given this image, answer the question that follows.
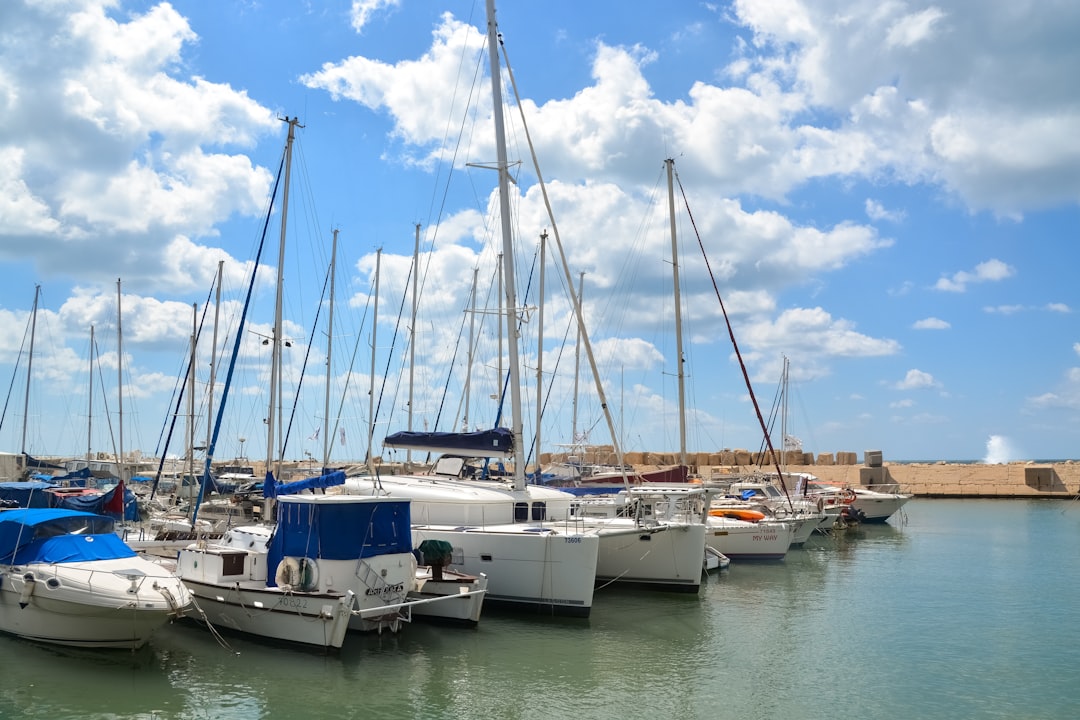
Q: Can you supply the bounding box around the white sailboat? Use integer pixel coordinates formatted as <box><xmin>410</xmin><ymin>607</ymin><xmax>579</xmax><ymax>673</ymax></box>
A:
<box><xmin>343</xmin><ymin>0</ymin><xmax>600</xmax><ymax>617</ymax></box>
<box><xmin>175</xmin><ymin>119</ymin><xmax>483</xmax><ymax>650</ymax></box>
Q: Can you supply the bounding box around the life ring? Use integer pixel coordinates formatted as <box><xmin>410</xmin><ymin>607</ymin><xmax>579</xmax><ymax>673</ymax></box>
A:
<box><xmin>842</xmin><ymin>489</ymin><xmax>857</xmax><ymax>504</ymax></box>
<box><xmin>275</xmin><ymin>557</ymin><xmax>319</xmax><ymax>591</ymax></box>
<box><xmin>816</xmin><ymin>498</ymin><xmax>824</xmax><ymax>512</ymax></box>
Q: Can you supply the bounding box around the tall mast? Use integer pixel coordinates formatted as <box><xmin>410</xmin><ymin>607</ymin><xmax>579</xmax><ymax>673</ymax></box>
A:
<box><xmin>666</xmin><ymin>158</ymin><xmax>687</xmax><ymax>468</ymax></box>
<box><xmin>535</xmin><ymin>231</ymin><xmax>547</xmax><ymax>473</ymax></box>
<box><xmin>463</xmin><ymin>267</ymin><xmax>478</xmax><ymax>432</ymax></box>
<box><xmin>187</xmin><ymin>303</ymin><xmax>197</xmax><ymax>487</ymax></box>
<box><xmin>21</xmin><ymin>284</ymin><xmax>40</xmax><ymax>457</ymax></box>
<box><xmin>86</xmin><ymin>325</ymin><xmax>94</xmax><ymax>464</ymax></box>
<box><xmin>205</xmin><ymin>261</ymin><xmax>223</xmax><ymax>472</ymax></box>
<box><xmin>485</xmin><ymin>0</ymin><xmax>526</xmax><ymax>490</ymax></box>
<box><xmin>367</xmin><ymin>248</ymin><xmax>382</xmax><ymax>475</ymax></box>
<box><xmin>116</xmin><ymin>279</ymin><xmax>125</xmax><ymax>484</ymax></box>
<box><xmin>267</xmin><ymin>117</ymin><xmax>301</xmax><ymax>480</ymax></box>
<box><xmin>571</xmin><ymin>272</ymin><xmax>584</xmax><ymax>447</ymax></box>
<box><xmin>408</xmin><ymin>224</ymin><xmax>420</xmax><ymax>469</ymax></box>
<box><xmin>323</xmin><ymin>229</ymin><xmax>338</xmax><ymax>469</ymax></box>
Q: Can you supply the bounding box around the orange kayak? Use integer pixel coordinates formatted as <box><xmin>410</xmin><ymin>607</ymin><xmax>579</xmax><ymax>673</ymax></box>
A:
<box><xmin>709</xmin><ymin>508</ymin><xmax>766</xmax><ymax>522</ymax></box>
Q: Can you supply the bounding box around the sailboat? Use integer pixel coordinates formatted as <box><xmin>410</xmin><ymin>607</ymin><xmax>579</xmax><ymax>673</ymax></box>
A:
<box><xmin>343</xmin><ymin>0</ymin><xmax>600</xmax><ymax>617</ymax></box>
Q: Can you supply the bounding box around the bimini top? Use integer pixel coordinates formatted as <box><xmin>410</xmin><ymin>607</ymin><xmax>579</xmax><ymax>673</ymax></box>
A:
<box><xmin>383</xmin><ymin>428</ymin><xmax>514</xmax><ymax>458</ymax></box>
<box><xmin>0</xmin><ymin>508</ymin><xmax>136</xmax><ymax>565</ymax></box>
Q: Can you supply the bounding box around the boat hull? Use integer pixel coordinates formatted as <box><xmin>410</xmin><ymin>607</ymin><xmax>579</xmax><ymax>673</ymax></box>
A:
<box><xmin>703</xmin><ymin>517</ymin><xmax>794</xmax><ymax>561</ymax></box>
<box><xmin>411</xmin><ymin>524</ymin><xmax>599</xmax><ymax>617</ymax></box>
<box><xmin>0</xmin><ymin>558</ymin><xmax>190</xmax><ymax>649</ymax></box>
<box><xmin>181</xmin><ymin>579</ymin><xmax>352</xmax><ymax>650</ymax></box>
<box><xmin>591</xmin><ymin>521</ymin><xmax>705</xmax><ymax>592</ymax></box>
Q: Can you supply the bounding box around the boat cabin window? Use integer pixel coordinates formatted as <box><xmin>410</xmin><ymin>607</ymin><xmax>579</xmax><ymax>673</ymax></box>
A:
<box><xmin>531</xmin><ymin>502</ymin><xmax>547</xmax><ymax>521</ymax></box>
<box><xmin>434</xmin><ymin>456</ymin><xmax>465</xmax><ymax>477</ymax></box>
<box><xmin>514</xmin><ymin>502</ymin><xmax>528</xmax><ymax>522</ymax></box>
<box><xmin>34</xmin><ymin>515</ymin><xmax>115</xmax><ymax>539</ymax></box>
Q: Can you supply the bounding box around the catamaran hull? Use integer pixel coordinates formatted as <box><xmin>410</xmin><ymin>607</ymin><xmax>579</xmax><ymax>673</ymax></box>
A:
<box><xmin>592</xmin><ymin>522</ymin><xmax>706</xmax><ymax>592</ymax></box>
<box><xmin>410</xmin><ymin>569</ymin><xmax>489</xmax><ymax>625</ymax></box>
<box><xmin>411</xmin><ymin>525</ymin><xmax>598</xmax><ymax>617</ymax></box>
<box><xmin>0</xmin><ymin>560</ymin><xmax>189</xmax><ymax>649</ymax></box>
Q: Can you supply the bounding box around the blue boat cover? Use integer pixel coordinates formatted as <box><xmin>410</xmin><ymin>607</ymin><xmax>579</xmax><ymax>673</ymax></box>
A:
<box><xmin>54</xmin><ymin>485</ymin><xmax>140</xmax><ymax>521</ymax></box>
<box><xmin>263</xmin><ymin>470</ymin><xmax>346</xmax><ymax>498</ymax></box>
<box><xmin>383</xmin><ymin>427</ymin><xmax>514</xmax><ymax>458</ymax></box>
<box><xmin>0</xmin><ymin>481</ymin><xmax>55</xmax><ymax>508</ymax></box>
<box><xmin>0</xmin><ymin>508</ymin><xmax>136</xmax><ymax>564</ymax></box>
<box><xmin>266</xmin><ymin>497</ymin><xmax>412</xmax><ymax>586</ymax></box>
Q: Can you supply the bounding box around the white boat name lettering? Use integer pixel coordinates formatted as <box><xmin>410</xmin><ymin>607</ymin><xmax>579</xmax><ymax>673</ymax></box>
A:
<box><xmin>366</xmin><ymin>582</ymin><xmax>405</xmax><ymax>597</ymax></box>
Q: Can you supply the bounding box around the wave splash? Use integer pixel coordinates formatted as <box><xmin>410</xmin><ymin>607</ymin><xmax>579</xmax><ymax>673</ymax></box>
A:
<box><xmin>982</xmin><ymin>435</ymin><xmax>1021</xmax><ymax>464</ymax></box>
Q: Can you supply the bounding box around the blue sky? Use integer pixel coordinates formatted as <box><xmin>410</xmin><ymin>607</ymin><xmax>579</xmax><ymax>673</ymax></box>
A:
<box><xmin>1</xmin><ymin>0</ymin><xmax>1078</xmax><ymax>466</ymax></box>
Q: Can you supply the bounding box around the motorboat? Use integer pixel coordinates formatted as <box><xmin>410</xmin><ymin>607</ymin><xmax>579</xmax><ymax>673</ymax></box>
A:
<box><xmin>0</xmin><ymin>508</ymin><xmax>191</xmax><ymax>649</ymax></box>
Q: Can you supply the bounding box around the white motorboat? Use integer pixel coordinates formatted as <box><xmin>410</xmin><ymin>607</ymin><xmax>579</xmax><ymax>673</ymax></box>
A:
<box><xmin>0</xmin><ymin>508</ymin><xmax>191</xmax><ymax>649</ymax></box>
<box><xmin>178</xmin><ymin>487</ymin><xmax>487</xmax><ymax>649</ymax></box>
<box><xmin>795</xmin><ymin>476</ymin><xmax>911</xmax><ymax>523</ymax></box>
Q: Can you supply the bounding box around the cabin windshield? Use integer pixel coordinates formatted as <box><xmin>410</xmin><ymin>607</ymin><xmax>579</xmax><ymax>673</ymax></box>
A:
<box><xmin>33</xmin><ymin>515</ymin><xmax>115</xmax><ymax>539</ymax></box>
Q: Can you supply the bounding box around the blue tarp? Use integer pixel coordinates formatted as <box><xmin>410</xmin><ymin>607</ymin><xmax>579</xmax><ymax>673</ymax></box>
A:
<box><xmin>53</xmin><ymin>485</ymin><xmax>139</xmax><ymax>521</ymax></box>
<box><xmin>266</xmin><ymin>496</ymin><xmax>412</xmax><ymax>586</ymax></box>
<box><xmin>383</xmin><ymin>427</ymin><xmax>515</xmax><ymax>458</ymax></box>
<box><xmin>0</xmin><ymin>508</ymin><xmax>136</xmax><ymax>564</ymax></box>
<box><xmin>0</xmin><ymin>481</ymin><xmax>54</xmax><ymax>508</ymax></box>
<box><xmin>268</xmin><ymin>470</ymin><xmax>346</xmax><ymax>497</ymax></box>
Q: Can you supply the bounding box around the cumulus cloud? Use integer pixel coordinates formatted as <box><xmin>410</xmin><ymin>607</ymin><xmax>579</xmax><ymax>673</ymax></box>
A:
<box><xmin>935</xmin><ymin>258</ymin><xmax>1015</xmax><ymax>292</ymax></box>
<box><xmin>913</xmin><ymin>317</ymin><xmax>950</xmax><ymax>330</ymax></box>
<box><xmin>895</xmin><ymin>368</ymin><xmax>938</xmax><ymax>390</ymax></box>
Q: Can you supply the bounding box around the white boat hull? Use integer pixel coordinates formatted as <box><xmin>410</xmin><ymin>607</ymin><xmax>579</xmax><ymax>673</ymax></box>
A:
<box><xmin>703</xmin><ymin>517</ymin><xmax>794</xmax><ymax>561</ymax></box>
<box><xmin>590</xmin><ymin>520</ymin><xmax>705</xmax><ymax>592</ymax></box>
<box><xmin>410</xmin><ymin>568</ymin><xmax>488</xmax><ymax>625</ymax></box>
<box><xmin>0</xmin><ymin>557</ymin><xmax>190</xmax><ymax>649</ymax></box>
<box><xmin>411</xmin><ymin>524</ymin><xmax>599</xmax><ymax>617</ymax></box>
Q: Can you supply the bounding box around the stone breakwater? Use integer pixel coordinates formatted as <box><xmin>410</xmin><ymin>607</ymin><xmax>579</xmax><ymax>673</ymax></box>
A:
<box><xmin>783</xmin><ymin>461</ymin><xmax>1080</xmax><ymax>499</ymax></box>
<box><xmin>545</xmin><ymin>447</ymin><xmax>1080</xmax><ymax>498</ymax></box>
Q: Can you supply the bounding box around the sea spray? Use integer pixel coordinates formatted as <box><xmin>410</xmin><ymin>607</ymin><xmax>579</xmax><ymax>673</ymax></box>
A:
<box><xmin>982</xmin><ymin>434</ymin><xmax>1020</xmax><ymax>464</ymax></box>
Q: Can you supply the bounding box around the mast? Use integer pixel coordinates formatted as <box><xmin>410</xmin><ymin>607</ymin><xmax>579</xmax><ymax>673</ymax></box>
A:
<box><xmin>21</xmin><ymin>284</ymin><xmax>40</xmax><ymax>457</ymax></box>
<box><xmin>323</xmin><ymin>229</ymin><xmax>338</xmax><ymax>469</ymax></box>
<box><xmin>267</xmin><ymin>116</ymin><xmax>301</xmax><ymax>482</ymax></box>
<box><xmin>485</xmin><ymin>0</ymin><xmax>526</xmax><ymax>490</ymax></box>
<box><xmin>666</xmin><ymin>158</ymin><xmax>687</xmax><ymax>468</ymax></box>
<box><xmin>408</xmin><ymin>224</ymin><xmax>420</xmax><ymax>469</ymax></box>
<box><xmin>463</xmin><ymin>267</ymin><xmax>478</xmax><ymax>432</ymax></box>
<box><xmin>86</xmin><ymin>325</ymin><xmax>94</xmax><ymax>464</ymax></box>
<box><xmin>116</xmin><ymin>279</ymin><xmax>125</xmax><ymax>485</ymax></box>
<box><xmin>187</xmin><ymin>302</ymin><xmax>197</xmax><ymax>490</ymax></box>
<box><xmin>205</xmin><ymin>261</ymin><xmax>223</xmax><ymax>474</ymax></box>
<box><xmin>571</xmin><ymin>272</ymin><xmax>583</xmax><ymax>448</ymax></box>
<box><xmin>535</xmin><ymin>231</ymin><xmax>547</xmax><ymax>474</ymax></box>
<box><xmin>367</xmin><ymin>248</ymin><xmax>382</xmax><ymax>475</ymax></box>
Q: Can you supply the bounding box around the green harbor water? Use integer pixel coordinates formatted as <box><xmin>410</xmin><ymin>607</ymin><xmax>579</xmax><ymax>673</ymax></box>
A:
<box><xmin>1</xmin><ymin>499</ymin><xmax>1079</xmax><ymax>719</ymax></box>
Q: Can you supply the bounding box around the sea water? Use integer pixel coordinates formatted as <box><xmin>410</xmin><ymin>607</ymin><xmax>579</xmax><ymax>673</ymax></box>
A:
<box><xmin>1</xmin><ymin>499</ymin><xmax>1079</xmax><ymax>720</ymax></box>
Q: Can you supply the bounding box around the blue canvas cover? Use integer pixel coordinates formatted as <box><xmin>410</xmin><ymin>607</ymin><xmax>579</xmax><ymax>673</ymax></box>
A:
<box><xmin>0</xmin><ymin>481</ymin><xmax>55</xmax><ymax>508</ymax></box>
<box><xmin>268</xmin><ymin>470</ymin><xmax>346</xmax><ymax>497</ymax></box>
<box><xmin>0</xmin><ymin>508</ymin><xmax>136</xmax><ymax>564</ymax></box>
<box><xmin>383</xmin><ymin>427</ymin><xmax>514</xmax><ymax>458</ymax></box>
<box><xmin>52</xmin><ymin>484</ymin><xmax>140</xmax><ymax>521</ymax></box>
<box><xmin>266</xmin><ymin>497</ymin><xmax>412</xmax><ymax>587</ymax></box>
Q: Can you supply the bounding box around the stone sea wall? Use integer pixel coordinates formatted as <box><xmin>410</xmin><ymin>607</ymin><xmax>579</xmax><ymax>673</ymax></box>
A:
<box><xmin>542</xmin><ymin>446</ymin><xmax>1080</xmax><ymax>498</ymax></box>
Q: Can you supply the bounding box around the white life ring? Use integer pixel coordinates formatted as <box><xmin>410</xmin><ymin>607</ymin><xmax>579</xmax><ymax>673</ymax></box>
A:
<box><xmin>275</xmin><ymin>557</ymin><xmax>319</xmax><ymax>591</ymax></box>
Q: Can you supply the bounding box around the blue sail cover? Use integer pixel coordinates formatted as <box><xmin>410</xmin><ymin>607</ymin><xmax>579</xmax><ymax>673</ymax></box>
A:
<box><xmin>383</xmin><ymin>428</ymin><xmax>514</xmax><ymax>458</ymax></box>
<box><xmin>264</xmin><ymin>470</ymin><xmax>346</xmax><ymax>498</ymax></box>
<box><xmin>0</xmin><ymin>508</ymin><xmax>136</xmax><ymax>564</ymax></box>
<box><xmin>266</xmin><ymin>496</ymin><xmax>412</xmax><ymax>587</ymax></box>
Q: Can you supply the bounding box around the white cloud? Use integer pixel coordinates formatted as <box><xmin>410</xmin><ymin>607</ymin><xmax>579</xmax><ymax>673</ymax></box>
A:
<box><xmin>895</xmin><ymin>368</ymin><xmax>938</xmax><ymax>390</ymax></box>
<box><xmin>1047</xmin><ymin>303</ymin><xmax>1070</xmax><ymax>313</ymax></box>
<box><xmin>865</xmin><ymin>198</ymin><xmax>905</xmax><ymax>222</ymax></box>
<box><xmin>935</xmin><ymin>258</ymin><xmax>1015</xmax><ymax>292</ymax></box>
<box><xmin>913</xmin><ymin>317</ymin><xmax>949</xmax><ymax>330</ymax></box>
<box><xmin>350</xmin><ymin>0</ymin><xmax>401</xmax><ymax>32</ymax></box>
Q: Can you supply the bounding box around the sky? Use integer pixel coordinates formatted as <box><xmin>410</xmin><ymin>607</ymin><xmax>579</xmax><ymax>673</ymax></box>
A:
<box><xmin>1</xmin><ymin>0</ymin><xmax>1078</xmax><ymax>467</ymax></box>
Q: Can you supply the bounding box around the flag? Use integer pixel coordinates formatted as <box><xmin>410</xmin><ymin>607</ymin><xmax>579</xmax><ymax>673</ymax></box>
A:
<box><xmin>308</xmin><ymin>428</ymin><xmax>320</xmax><ymax>441</ymax></box>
